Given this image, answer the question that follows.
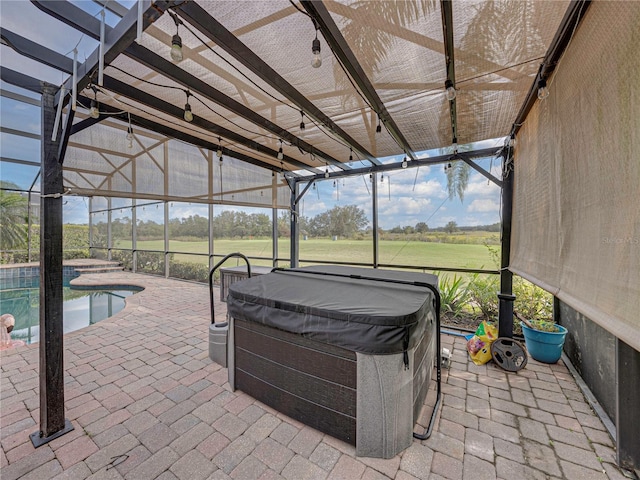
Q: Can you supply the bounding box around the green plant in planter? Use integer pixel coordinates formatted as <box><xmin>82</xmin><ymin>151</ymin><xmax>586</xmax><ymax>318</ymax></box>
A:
<box><xmin>522</xmin><ymin>318</ymin><xmax>560</xmax><ymax>332</ymax></box>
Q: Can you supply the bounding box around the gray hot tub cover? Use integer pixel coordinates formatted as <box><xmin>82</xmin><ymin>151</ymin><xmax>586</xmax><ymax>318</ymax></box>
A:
<box><xmin>226</xmin><ymin>266</ymin><xmax>438</xmax><ymax>355</ymax></box>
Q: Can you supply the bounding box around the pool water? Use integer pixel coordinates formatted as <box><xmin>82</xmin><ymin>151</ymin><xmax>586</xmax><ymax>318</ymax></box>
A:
<box><xmin>0</xmin><ymin>276</ymin><xmax>140</xmax><ymax>344</ymax></box>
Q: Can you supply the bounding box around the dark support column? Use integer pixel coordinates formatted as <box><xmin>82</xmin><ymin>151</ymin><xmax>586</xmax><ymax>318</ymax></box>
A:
<box><xmin>616</xmin><ymin>339</ymin><xmax>640</xmax><ymax>473</ymax></box>
<box><xmin>498</xmin><ymin>150</ymin><xmax>515</xmax><ymax>338</ymax></box>
<box><xmin>289</xmin><ymin>181</ymin><xmax>299</xmax><ymax>268</ymax></box>
<box><xmin>371</xmin><ymin>173</ymin><xmax>379</xmax><ymax>268</ymax></box>
<box><xmin>31</xmin><ymin>84</ymin><xmax>74</xmax><ymax>448</ymax></box>
<box><xmin>272</xmin><ymin>207</ymin><xmax>278</xmax><ymax>268</ymax></box>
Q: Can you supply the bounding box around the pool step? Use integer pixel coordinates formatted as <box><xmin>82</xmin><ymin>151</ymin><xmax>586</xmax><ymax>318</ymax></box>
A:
<box><xmin>74</xmin><ymin>264</ymin><xmax>124</xmax><ymax>274</ymax></box>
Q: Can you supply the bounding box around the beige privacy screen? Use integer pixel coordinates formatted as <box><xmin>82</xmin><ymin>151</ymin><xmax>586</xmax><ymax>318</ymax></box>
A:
<box><xmin>511</xmin><ymin>2</ymin><xmax>640</xmax><ymax>351</ymax></box>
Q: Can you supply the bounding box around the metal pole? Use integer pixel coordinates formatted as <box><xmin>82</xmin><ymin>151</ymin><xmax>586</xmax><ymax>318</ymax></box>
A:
<box><xmin>290</xmin><ymin>180</ymin><xmax>299</xmax><ymax>268</ymax></box>
<box><xmin>272</xmin><ymin>207</ymin><xmax>278</xmax><ymax>268</ymax></box>
<box><xmin>132</xmin><ymin>199</ymin><xmax>137</xmax><ymax>272</ymax></box>
<box><xmin>498</xmin><ymin>146</ymin><xmax>515</xmax><ymax>338</ymax></box>
<box><xmin>88</xmin><ymin>197</ymin><xmax>93</xmax><ymax>258</ymax></box>
<box><xmin>371</xmin><ymin>173</ymin><xmax>379</xmax><ymax>268</ymax></box>
<box><xmin>32</xmin><ymin>83</ymin><xmax>74</xmax><ymax>447</ymax></box>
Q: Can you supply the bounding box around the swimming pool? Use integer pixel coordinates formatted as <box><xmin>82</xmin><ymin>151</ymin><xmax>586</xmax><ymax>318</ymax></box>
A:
<box><xmin>0</xmin><ymin>276</ymin><xmax>141</xmax><ymax>344</ymax></box>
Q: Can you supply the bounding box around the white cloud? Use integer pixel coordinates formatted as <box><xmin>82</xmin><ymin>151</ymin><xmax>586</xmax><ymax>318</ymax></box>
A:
<box><xmin>467</xmin><ymin>199</ymin><xmax>500</xmax><ymax>213</ymax></box>
<box><xmin>465</xmin><ymin>178</ymin><xmax>501</xmax><ymax>196</ymax></box>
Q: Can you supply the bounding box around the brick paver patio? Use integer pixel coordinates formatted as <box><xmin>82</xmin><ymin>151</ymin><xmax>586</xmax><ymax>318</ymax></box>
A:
<box><xmin>0</xmin><ymin>271</ymin><xmax>630</xmax><ymax>479</ymax></box>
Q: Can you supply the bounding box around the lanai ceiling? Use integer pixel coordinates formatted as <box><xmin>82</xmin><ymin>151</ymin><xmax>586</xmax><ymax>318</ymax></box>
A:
<box><xmin>1</xmin><ymin>0</ymin><xmax>578</xmax><ymax>201</ymax></box>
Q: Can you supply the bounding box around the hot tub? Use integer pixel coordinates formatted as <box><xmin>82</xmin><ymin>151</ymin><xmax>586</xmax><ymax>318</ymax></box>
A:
<box><xmin>226</xmin><ymin>266</ymin><xmax>439</xmax><ymax>458</ymax></box>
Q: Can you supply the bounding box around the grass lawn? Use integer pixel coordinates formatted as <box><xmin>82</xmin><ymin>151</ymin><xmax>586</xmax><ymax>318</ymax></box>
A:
<box><xmin>117</xmin><ymin>237</ymin><xmax>499</xmax><ymax>272</ymax></box>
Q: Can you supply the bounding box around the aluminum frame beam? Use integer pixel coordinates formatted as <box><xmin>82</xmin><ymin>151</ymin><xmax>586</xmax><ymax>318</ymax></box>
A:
<box><xmin>100</xmin><ymin>75</ymin><xmax>322</xmax><ymax>174</ymax></box>
<box><xmin>440</xmin><ymin>0</ymin><xmax>457</xmax><ymax>144</ymax></box>
<box><xmin>176</xmin><ymin>2</ymin><xmax>373</xmax><ymax>166</ymax></box>
<box><xmin>32</xmin><ymin>0</ymin><xmax>169</xmax><ymax>107</ymax></box>
<box><xmin>300</xmin><ymin>0</ymin><xmax>414</xmax><ymax>162</ymax></box>
<box><xmin>298</xmin><ymin>146</ymin><xmax>502</xmax><ymax>183</ymax></box>
<box><xmin>512</xmin><ymin>0</ymin><xmax>591</xmax><ymax>136</ymax></box>
<box><xmin>0</xmin><ymin>67</ymin><xmax>45</xmax><ymax>94</ymax></box>
<box><xmin>77</xmin><ymin>95</ymin><xmax>298</xmax><ymax>176</ymax></box>
<box><xmin>32</xmin><ymin>0</ymin><xmax>350</xmax><ymax>172</ymax></box>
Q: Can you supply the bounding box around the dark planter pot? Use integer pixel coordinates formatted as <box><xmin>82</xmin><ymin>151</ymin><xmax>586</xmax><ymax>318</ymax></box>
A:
<box><xmin>522</xmin><ymin>324</ymin><xmax>568</xmax><ymax>363</ymax></box>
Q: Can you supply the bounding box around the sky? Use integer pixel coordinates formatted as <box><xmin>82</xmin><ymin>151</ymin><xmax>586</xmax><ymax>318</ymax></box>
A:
<box><xmin>0</xmin><ymin>0</ymin><xmax>503</xmax><ymax>230</ymax></box>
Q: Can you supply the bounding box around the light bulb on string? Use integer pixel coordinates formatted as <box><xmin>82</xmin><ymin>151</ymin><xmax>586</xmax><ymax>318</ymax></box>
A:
<box><xmin>311</xmin><ymin>29</ymin><xmax>322</xmax><ymax>68</ymax></box>
<box><xmin>169</xmin><ymin>12</ymin><xmax>183</xmax><ymax>63</ymax></box>
<box><xmin>380</xmin><ymin>174</ymin><xmax>384</xmax><ymax>183</ymax></box>
<box><xmin>445</xmin><ymin>79</ymin><xmax>457</xmax><ymax>101</ymax></box>
<box><xmin>216</xmin><ymin>137</ymin><xmax>223</xmax><ymax>159</ymax></box>
<box><xmin>402</xmin><ymin>157</ymin><xmax>408</xmax><ymax>169</ymax></box>
<box><xmin>126</xmin><ymin>126</ymin><xmax>134</xmax><ymax>149</ymax></box>
<box><xmin>299</xmin><ymin>111</ymin><xmax>306</xmax><ymax>136</ymax></box>
<box><xmin>348</xmin><ymin>148</ymin><xmax>353</xmax><ymax>166</ymax></box>
<box><xmin>183</xmin><ymin>91</ymin><xmax>193</xmax><ymax>122</ymax></box>
<box><xmin>277</xmin><ymin>139</ymin><xmax>284</xmax><ymax>161</ymax></box>
<box><xmin>125</xmin><ymin>111</ymin><xmax>134</xmax><ymax>148</ymax></box>
<box><xmin>324</xmin><ymin>168</ymin><xmax>330</xmax><ymax>179</ymax></box>
<box><xmin>452</xmin><ymin>137</ymin><xmax>458</xmax><ymax>155</ymax></box>
<box><xmin>89</xmin><ymin>87</ymin><xmax>100</xmax><ymax>119</ymax></box>
<box><xmin>537</xmin><ymin>78</ymin><xmax>549</xmax><ymax>100</ymax></box>
<box><xmin>376</xmin><ymin>115</ymin><xmax>381</xmax><ymax>134</ymax></box>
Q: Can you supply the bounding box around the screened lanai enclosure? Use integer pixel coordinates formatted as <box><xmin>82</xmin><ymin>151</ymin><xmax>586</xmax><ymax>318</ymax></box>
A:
<box><xmin>1</xmin><ymin>0</ymin><xmax>638</xmax><ymax>471</ymax></box>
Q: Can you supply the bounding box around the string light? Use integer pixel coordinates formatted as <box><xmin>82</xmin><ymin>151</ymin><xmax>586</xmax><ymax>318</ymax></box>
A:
<box><xmin>376</xmin><ymin>115</ymin><xmax>381</xmax><ymax>134</ymax></box>
<box><xmin>348</xmin><ymin>148</ymin><xmax>353</xmax><ymax>165</ymax></box>
<box><xmin>170</xmin><ymin>12</ymin><xmax>184</xmax><ymax>63</ymax></box>
<box><xmin>126</xmin><ymin>112</ymin><xmax>133</xmax><ymax>148</ymax></box>
<box><xmin>402</xmin><ymin>157</ymin><xmax>408</xmax><ymax>169</ymax></box>
<box><xmin>537</xmin><ymin>78</ymin><xmax>549</xmax><ymax>100</ymax></box>
<box><xmin>183</xmin><ymin>91</ymin><xmax>193</xmax><ymax>122</ymax></box>
<box><xmin>216</xmin><ymin>137</ymin><xmax>223</xmax><ymax>160</ymax></box>
<box><xmin>126</xmin><ymin>126</ymin><xmax>134</xmax><ymax>148</ymax></box>
<box><xmin>445</xmin><ymin>79</ymin><xmax>457</xmax><ymax>101</ymax></box>
<box><xmin>299</xmin><ymin>111</ymin><xmax>306</xmax><ymax>136</ymax></box>
<box><xmin>277</xmin><ymin>139</ymin><xmax>284</xmax><ymax>160</ymax></box>
<box><xmin>452</xmin><ymin>137</ymin><xmax>458</xmax><ymax>154</ymax></box>
<box><xmin>311</xmin><ymin>29</ymin><xmax>322</xmax><ymax>68</ymax></box>
<box><xmin>89</xmin><ymin>88</ymin><xmax>100</xmax><ymax>119</ymax></box>
<box><xmin>324</xmin><ymin>167</ymin><xmax>330</xmax><ymax>179</ymax></box>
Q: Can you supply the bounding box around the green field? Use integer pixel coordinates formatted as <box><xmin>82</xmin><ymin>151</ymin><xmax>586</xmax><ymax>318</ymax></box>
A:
<box><xmin>116</xmin><ymin>237</ymin><xmax>499</xmax><ymax>272</ymax></box>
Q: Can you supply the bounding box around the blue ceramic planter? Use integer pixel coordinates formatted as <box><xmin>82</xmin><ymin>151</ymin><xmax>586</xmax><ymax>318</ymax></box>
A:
<box><xmin>521</xmin><ymin>324</ymin><xmax>567</xmax><ymax>363</ymax></box>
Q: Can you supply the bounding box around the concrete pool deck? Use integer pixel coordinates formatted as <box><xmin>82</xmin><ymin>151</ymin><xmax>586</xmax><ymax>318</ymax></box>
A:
<box><xmin>0</xmin><ymin>271</ymin><xmax>631</xmax><ymax>479</ymax></box>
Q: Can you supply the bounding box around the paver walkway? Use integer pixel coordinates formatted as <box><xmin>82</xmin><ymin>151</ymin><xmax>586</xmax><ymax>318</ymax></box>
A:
<box><xmin>0</xmin><ymin>271</ymin><xmax>631</xmax><ymax>479</ymax></box>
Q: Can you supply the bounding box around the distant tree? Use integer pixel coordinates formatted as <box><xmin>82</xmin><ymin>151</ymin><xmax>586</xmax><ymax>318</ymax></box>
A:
<box><xmin>0</xmin><ymin>182</ymin><xmax>28</xmax><ymax>251</ymax></box>
<box><xmin>403</xmin><ymin>226</ymin><xmax>415</xmax><ymax>235</ymax></box>
<box><xmin>278</xmin><ymin>212</ymin><xmax>291</xmax><ymax>237</ymax></box>
<box><xmin>307</xmin><ymin>205</ymin><xmax>368</xmax><ymax>238</ymax></box>
<box><xmin>389</xmin><ymin>226</ymin><xmax>404</xmax><ymax>234</ymax></box>
<box><xmin>415</xmin><ymin>222</ymin><xmax>429</xmax><ymax>233</ymax></box>
<box><xmin>444</xmin><ymin>221</ymin><xmax>458</xmax><ymax>234</ymax></box>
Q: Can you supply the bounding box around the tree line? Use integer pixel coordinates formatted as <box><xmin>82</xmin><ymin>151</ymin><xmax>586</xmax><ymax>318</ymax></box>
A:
<box><xmin>95</xmin><ymin>205</ymin><xmax>498</xmax><ymax>240</ymax></box>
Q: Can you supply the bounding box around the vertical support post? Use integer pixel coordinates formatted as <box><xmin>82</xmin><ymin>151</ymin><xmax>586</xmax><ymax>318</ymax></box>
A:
<box><xmin>290</xmin><ymin>180</ymin><xmax>299</xmax><ymax>268</ymax></box>
<box><xmin>164</xmin><ymin>201</ymin><xmax>170</xmax><ymax>278</ymax></box>
<box><xmin>272</xmin><ymin>207</ymin><xmax>278</xmax><ymax>268</ymax></box>
<box><xmin>616</xmin><ymin>339</ymin><xmax>640</xmax><ymax>472</ymax></box>
<box><xmin>132</xmin><ymin>199</ymin><xmax>137</xmax><ymax>273</ymax></box>
<box><xmin>107</xmin><ymin>197</ymin><xmax>112</xmax><ymax>261</ymax></box>
<box><xmin>498</xmin><ymin>148</ymin><xmax>515</xmax><ymax>338</ymax></box>
<box><xmin>31</xmin><ymin>84</ymin><xmax>74</xmax><ymax>447</ymax></box>
<box><xmin>88</xmin><ymin>197</ymin><xmax>93</xmax><ymax>258</ymax></box>
<box><xmin>27</xmin><ymin>191</ymin><xmax>33</xmax><ymax>262</ymax></box>
<box><xmin>209</xmin><ymin>203</ymin><xmax>214</xmax><ymax>271</ymax></box>
<box><xmin>371</xmin><ymin>173</ymin><xmax>379</xmax><ymax>268</ymax></box>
